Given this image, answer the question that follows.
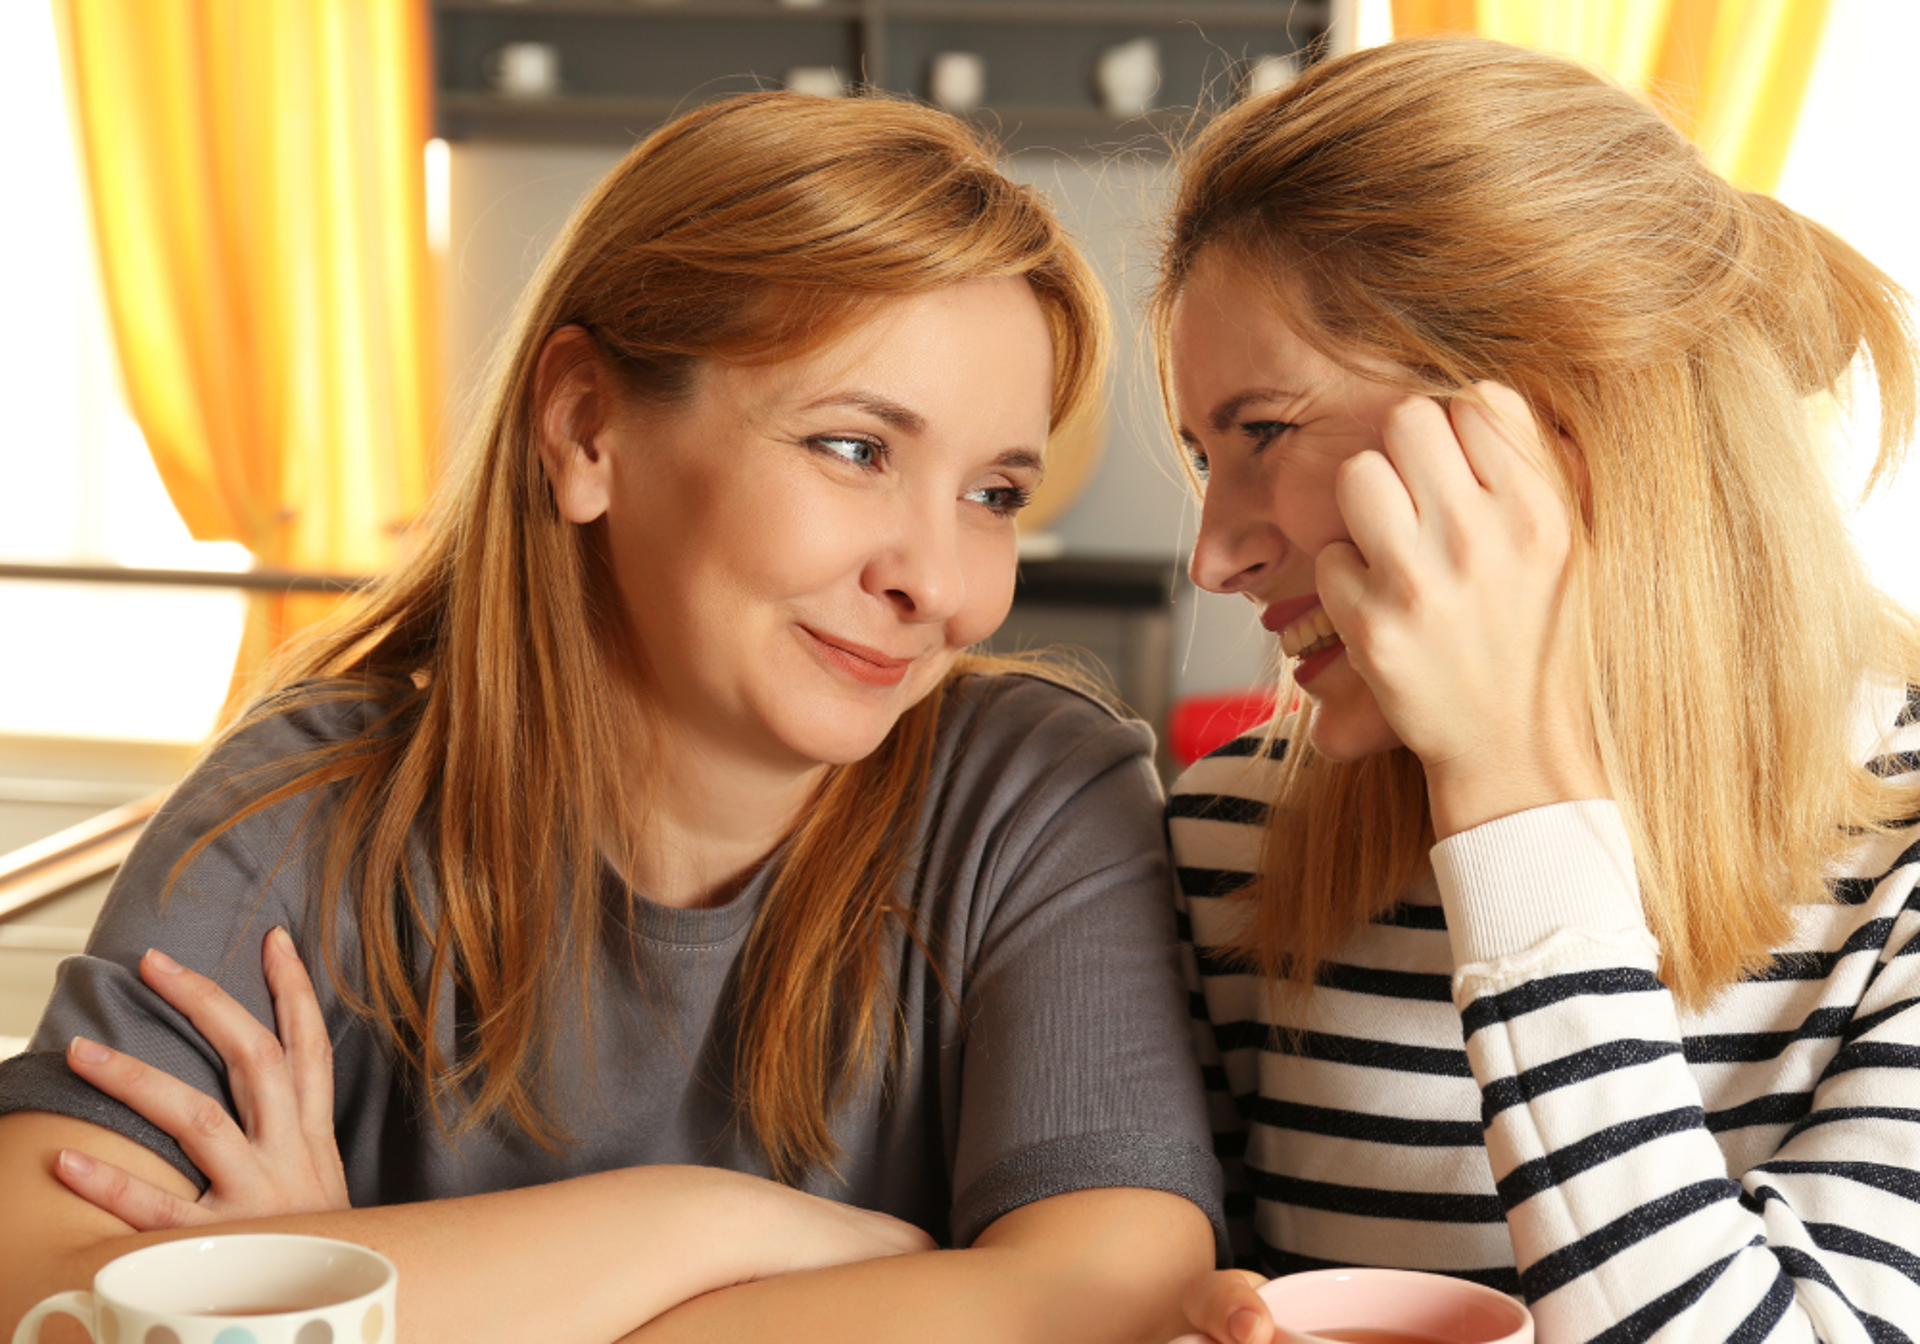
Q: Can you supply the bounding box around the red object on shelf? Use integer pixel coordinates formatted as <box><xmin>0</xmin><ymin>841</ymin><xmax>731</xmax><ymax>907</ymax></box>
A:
<box><xmin>1168</xmin><ymin>688</ymin><xmax>1283</xmax><ymax>766</ymax></box>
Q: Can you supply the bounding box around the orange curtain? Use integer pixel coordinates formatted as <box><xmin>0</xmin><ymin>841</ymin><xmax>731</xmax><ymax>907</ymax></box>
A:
<box><xmin>1389</xmin><ymin>0</ymin><xmax>1833</xmax><ymax>191</ymax></box>
<box><xmin>52</xmin><ymin>0</ymin><xmax>438</xmax><ymax>698</ymax></box>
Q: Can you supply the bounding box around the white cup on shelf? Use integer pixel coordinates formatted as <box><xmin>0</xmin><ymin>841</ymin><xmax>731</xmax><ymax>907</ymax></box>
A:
<box><xmin>929</xmin><ymin>51</ymin><xmax>986</xmax><ymax>113</ymax></box>
<box><xmin>1243</xmin><ymin>53</ymin><xmax>1297</xmax><ymax>99</ymax></box>
<box><xmin>1096</xmin><ymin>37</ymin><xmax>1160</xmax><ymax>117</ymax></box>
<box><xmin>785</xmin><ymin>66</ymin><xmax>847</xmax><ymax>98</ymax></box>
<box><xmin>485</xmin><ymin>41</ymin><xmax>561</xmax><ymax>99</ymax></box>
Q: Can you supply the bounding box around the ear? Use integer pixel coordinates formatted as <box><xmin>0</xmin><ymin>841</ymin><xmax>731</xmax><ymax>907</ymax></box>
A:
<box><xmin>533</xmin><ymin>325</ymin><xmax>620</xmax><ymax>525</ymax></box>
<box><xmin>1555</xmin><ymin>428</ymin><xmax>1593</xmax><ymax>527</ymax></box>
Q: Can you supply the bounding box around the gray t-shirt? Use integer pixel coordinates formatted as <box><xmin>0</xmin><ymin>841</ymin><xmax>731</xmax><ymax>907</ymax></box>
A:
<box><xmin>1</xmin><ymin>674</ymin><xmax>1224</xmax><ymax>1254</ymax></box>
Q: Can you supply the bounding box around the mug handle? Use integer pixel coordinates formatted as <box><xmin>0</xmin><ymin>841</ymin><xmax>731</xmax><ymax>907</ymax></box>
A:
<box><xmin>11</xmin><ymin>1291</ymin><xmax>94</xmax><ymax>1344</ymax></box>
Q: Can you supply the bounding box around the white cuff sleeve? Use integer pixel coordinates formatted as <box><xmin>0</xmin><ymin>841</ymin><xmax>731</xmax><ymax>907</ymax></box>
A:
<box><xmin>1431</xmin><ymin>799</ymin><xmax>1647</xmax><ymax>968</ymax></box>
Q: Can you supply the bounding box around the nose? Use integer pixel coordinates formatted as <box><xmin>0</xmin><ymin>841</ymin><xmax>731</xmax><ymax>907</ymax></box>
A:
<box><xmin>864</xmin><ymin>497</ymin><xmax>966</xmax><ymax>625</ymax></box>
<box><xmin>1188</xmin><ymin>471</ymin><xmax>1283</xmax><ymax>595</ymax></box>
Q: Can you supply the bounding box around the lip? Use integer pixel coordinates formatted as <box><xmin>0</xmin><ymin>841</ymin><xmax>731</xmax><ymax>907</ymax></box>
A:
<box><xmin>1292</xmin><ymin>640</ymin><xmax>1345</xmax><ymax>688</ymax></box>
<box><xmin>799</xmin><ymin>625</ymin><xmax>918</xmax><ymax>688</ymax></box>
<box><xmin>1258</xmin><ymin>593</ymin><xmax>1323</xmax><ymax>635</ymax></box>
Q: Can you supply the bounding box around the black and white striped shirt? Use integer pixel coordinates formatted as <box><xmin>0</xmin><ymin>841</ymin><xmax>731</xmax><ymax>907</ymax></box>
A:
<box><xmin>1171</xmin><ymin>682</ymin><xmax>1920</xmax><ymax>1343</ymax></box>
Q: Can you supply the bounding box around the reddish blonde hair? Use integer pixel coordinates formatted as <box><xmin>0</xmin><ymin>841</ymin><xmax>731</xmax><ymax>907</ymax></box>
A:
<box><xmin>1152</xmin><ymin>37</ymin><xmax>1920</xmax><ymax>1007</ymax></box>
<box><xmin>196</xmin><ymin>93</ymin><xmax>1109</xmax><ymax>1179</ymax></box>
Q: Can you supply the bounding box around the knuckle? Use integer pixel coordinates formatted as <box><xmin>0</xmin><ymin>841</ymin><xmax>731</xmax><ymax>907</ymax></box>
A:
<box><xmin>115</xmin><ymin>1052</ymin><xmax>151</xmax><ymax>1087</ymax></box>
<box><xmin>1336</xmin><ymin>450</ymin><xmax>1380</xmax><ymax>486</ymax></box>
<box><xmin>242</xmin><ymin>1031</ymin><xmax>288</xmax><ymax>1076</ymax></box>
<box><xmin>1443</xmin><ymin>527</ymin><xmax>1480</xmax><ymax>572</ymax></box>
<box><xmin>98</xmin><ymin>1164</ymin><xmax>132</xmax><ymax>1204</ymax></box>
<box><xmin>1337</xmin><ymin>602</ymin><xmax>1382</xmax><ymax>649</ymax></box>
<box><xmin>1382</xmin><ymin>396</ymin><xmax>1430</xmax><ymax>434</ymax></box>
<box><xmin>1512</xmin><ymin>499</ymin><xmax>1571</xmax><ymax>559</ymax></box>
<box><xmin>188</xmin><ymin>1097</ymin><xmax>232</xmax><ymax>1139</ymax></box>
<box><xmin>151</xmin><ymin>1197</ymin><xmax>190</xmax><ymax>1231</ymax></box>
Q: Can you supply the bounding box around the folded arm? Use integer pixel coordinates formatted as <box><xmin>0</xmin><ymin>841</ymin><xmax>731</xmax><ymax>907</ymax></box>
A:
<box><xmin>0</xmin><ymin>1109</ymin><xmax>933</xmax><ymax>1344</ymax></box>
<box><xmin>628</xmin><ymin>1185</ymin><xmax>1215</xmax><ymax>1344</ymax></box>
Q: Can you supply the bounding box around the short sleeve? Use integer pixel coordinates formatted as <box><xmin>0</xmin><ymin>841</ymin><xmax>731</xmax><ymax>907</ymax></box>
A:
<box><xmin>931</xmin><ymin>678</ymin><xmax>1228</xmax><ymax>1259</ymax></box>
<box><xmin>0</xmin><ymin>701</ymin><xmax>366</xmax><ymax>1190</ymax></box>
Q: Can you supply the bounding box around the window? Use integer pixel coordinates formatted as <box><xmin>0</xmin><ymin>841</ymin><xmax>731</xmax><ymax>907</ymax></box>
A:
<box><xmin>0</xmin><ymin>2</ymin><xmax>247</xmax><ymax>745</ymax></box>
<box><xmin>1776</xmin><ymin>0</ymin><xmax>1920</xmax><ymax>613</ymax></box>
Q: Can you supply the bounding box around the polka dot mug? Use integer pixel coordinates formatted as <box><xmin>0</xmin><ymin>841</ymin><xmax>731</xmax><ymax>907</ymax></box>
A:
<box><xmin>11</xmin><ymin>1233</ymin><xmax>395</xmax><ymax>1344</ymax></box>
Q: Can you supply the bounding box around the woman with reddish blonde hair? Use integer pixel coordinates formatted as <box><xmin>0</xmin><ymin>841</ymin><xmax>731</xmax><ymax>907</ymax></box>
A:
<box><xmin>0</xmin><ymin>93</ymin><xmax>1222</xmax><ymax>1343</ymax></box>
<box><xmin>1158</xmin><ymin>37</ymin><xmax>1920</xmax><ymax>1343</ymax></box>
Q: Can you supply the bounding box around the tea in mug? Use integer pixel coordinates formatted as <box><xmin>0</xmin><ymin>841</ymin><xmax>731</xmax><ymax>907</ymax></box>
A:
<box><xmin>200</xmin><ymin>1302</ymin><xmax>335</xmax><ymax>1316</ymax></box>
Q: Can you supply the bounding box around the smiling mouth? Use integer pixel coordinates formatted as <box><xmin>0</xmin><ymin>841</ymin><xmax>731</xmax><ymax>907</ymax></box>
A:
<box><xmin>1275</xmin><ymin>606</ymin><xmax>1342</xmax><ymax>659</ymax></box>
<box><xmin>799</xmin><ymin>626</ymin><xmax>918</xmax><ymax>687</ymax></box>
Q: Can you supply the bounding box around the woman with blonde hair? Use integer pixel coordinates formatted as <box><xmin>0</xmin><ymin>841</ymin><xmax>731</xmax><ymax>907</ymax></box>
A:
<box><xmin>0</xmin><ymin>92</ymin><xmax>1221</xmax><ymax>1342</ymax></box>
<box><xmin>1159</xmin><ymin>37</ymin><xmax>1920</xmax><ymax>1343</ymax></box>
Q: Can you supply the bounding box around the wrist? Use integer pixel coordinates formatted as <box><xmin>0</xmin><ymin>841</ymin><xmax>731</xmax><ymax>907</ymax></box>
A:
<box><xmin>612</xmin><ymin>1164</ymin><xmax>780</xmax><ymax>1289</ymax></box>
<box><xmin>1422</xmin><ymin>740</ymin><xmax>1608</xmax><ymax>841</ymax></box>
<box><xmin>1430</xmin><ymin>799</ymin><xmax>1648</xmax><ymax>968</ymax></box>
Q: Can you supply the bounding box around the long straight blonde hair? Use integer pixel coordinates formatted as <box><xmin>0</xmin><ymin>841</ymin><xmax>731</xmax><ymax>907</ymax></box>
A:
<box><xmin>1151</xmin><ymin>37</ymin><xmax>1920</xmax><ymax>1008</ymax></box>
<box><xmin>187</xmin><ymin>92</ymin><xmax>1109</xmax><ymax>1180</ymax></box>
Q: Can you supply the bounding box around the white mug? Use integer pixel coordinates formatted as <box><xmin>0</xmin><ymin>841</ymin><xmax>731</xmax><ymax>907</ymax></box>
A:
<box><xmin>929</xmin><ymin>51</ymin><xmax>986</xmax><ymax>113</ymax></box>
<box><xmin>485</xmin><ymin>41</ymin><xmax>561</xmax><ymax>99</ymax></box>
<box><xmin>1096</xmin><ymin>37</ymin><xmax>1160</xmax><ymax>116</ymax></box>
<box><xmin>13</xmin><ymin>1233</ymin><xmax>397</xmax><ymax>1344</ymax></box>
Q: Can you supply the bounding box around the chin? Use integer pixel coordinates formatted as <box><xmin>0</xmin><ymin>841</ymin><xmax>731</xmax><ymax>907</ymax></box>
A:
<box><xmin>1300</xmin><ymin>694</ymin><xmax>1402</xmax><ymax>763</ymax></box>
<box><xmin>775</xmin><ymin>701</ymin><xmax>913</xmax><ymax>769</ymax></box>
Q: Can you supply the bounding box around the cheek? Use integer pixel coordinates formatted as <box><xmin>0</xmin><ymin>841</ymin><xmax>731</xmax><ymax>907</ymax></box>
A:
<box><xmin>948</xmin><ymin>532</ymin><xmax>1018</xmax><ymax>646</ymax></box>
<box><xmin>724</xmin><ymin>472</ymin><xmax>860</xmax><ymax>596</ymax></box>
<box><xmin>1280</xmin><ymin>460</ymin><xmax>1354</xmax><ymax>550</ymax></box>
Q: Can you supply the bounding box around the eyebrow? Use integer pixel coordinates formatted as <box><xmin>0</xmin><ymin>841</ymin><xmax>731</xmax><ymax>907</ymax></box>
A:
<box><xmin>1177</xmin><ymin>387</ymin><xmax>1299</xmax><ymax>445</ymax></box>
<box><xmin>802</xmin><ymin>391</ymin><xmax>927</xmax><ymax>434</ymax></box>
<box><xmin>995</xmin><ymin>447</ymin><xmax>1046</xmax><ymax>477</ymax></box>
<box><xmin>804</xmin><ymin>391</ymin><xmax>1046</xmax><ymax>476</ymax></box>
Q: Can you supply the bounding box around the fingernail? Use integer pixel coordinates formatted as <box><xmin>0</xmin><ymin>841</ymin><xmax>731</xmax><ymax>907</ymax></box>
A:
<box><xmin>69</xmin><ymin>1036</ymin><xmax>111</xmax><ymax>1065</ymax></box>
<box><xmin>271</xmin><ymin>925</ymin><xmax>296</xmax><ymax>957</ymax></box>
<box><xmin>146</xmin><ymin>948</ymin><xmax>183</xmax><ymax>974</ymax></box>
<box><xmin>1229</xmin><ymin>1309</ymin><xmax>1262</xmax><ymax>1344</ymax></box>
<box><xmin>59</xmin><ymin>1149</ymin><xmax>94</xmax><ymax>1177</ymax></box>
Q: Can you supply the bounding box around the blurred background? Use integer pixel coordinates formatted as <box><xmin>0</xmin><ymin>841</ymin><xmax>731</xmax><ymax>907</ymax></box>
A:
<box><xmin>2</xmin><ymin>0</ymin><xmax>1916</xmax><ymax>1043</ymax></box>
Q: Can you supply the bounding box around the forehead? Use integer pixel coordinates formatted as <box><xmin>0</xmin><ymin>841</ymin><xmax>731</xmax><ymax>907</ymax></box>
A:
<box><xmin>707</xmin><ymin>277</ymin><xmax>1055</xmax><ymax>415</ymax></box>
<box><xmin>1170</xmin><ymin>256</ymin><xmax>1338</xmax><ymax>398</ymax></box>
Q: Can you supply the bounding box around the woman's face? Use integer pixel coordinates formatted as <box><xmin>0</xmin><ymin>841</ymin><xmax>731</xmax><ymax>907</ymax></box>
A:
<box><xmin>1169</xmin><ymin>252</ymin><xmax>1405</xmax><ymax>762</ymax></box>
<box><xmin>547</xmin><ymin>277</ymin><xmax>1055</xmax><ymax>776</ymax></box>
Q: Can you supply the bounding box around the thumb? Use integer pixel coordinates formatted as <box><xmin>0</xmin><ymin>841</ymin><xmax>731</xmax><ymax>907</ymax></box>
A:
<box><xmin>1185</xmin><ymin>1269</ymin><xmax>1276</xmax><ymax>1344</ymax></box>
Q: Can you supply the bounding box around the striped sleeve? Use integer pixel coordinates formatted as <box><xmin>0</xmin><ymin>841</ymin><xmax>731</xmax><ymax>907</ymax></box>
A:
<box><xmin>1171</xmin><ymin>733</ymin><xmax>1287</xmax><ymax>1270</ymax></box>
<box><xmin>1440</xmin><ymin>731</ymin><xmax>1920</xmax><ymax>1339</ymax></box>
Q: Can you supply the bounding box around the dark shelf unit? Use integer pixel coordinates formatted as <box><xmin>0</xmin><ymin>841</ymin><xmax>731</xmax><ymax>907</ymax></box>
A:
<box><xmin>433</xmin><ymin>0</ymin><xmax>1329</xmax><ymax>148</ymax></box>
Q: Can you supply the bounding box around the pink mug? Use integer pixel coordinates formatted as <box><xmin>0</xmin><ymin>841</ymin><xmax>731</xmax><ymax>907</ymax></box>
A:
<box><xmin>1170</xmin><ymin>1267</ymin><xmax>1533</xmax><ymax>1344</ymax></box>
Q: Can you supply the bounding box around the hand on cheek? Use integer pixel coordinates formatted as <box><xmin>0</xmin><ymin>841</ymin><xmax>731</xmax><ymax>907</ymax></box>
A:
<box><xmin>1314</xmin><ymin>381</ymin><xmax>1608</xmax><ymax>838</ymax></box>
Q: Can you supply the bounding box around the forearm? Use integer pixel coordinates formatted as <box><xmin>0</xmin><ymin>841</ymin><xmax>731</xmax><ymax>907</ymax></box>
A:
<box><xmin>1438</xmin><ymin>804</ymin><xmax>1920</xmax><ymax>1340</ymax></box>
<box><xmin>626</xmin><ymin>1189</ymin><xmax>1213</xmax><ymax>1344</ymax></box>
<box><xmin>3</xmin><ymin>1115</ymin><xmax>785</xmax><ymax>1344</ymax></box>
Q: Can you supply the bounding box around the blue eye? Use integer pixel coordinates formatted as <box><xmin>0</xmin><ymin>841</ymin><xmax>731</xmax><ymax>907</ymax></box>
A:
<box><xmin>1242</xmin><ymin>421</ymin><xmax>1293</xmax><ymax>450</ymax></box>
<box><xmin>1185</xmin><ymin>445</ymin><xmax>1210</xmax><ymax>481</ymax></box>
<box><xmin>811</xmin><ymin>434</ymin><xmax>883</xmax><ymax>469</ymax></box>
<box><xmin>965</xmin><ymin>483</ymin><xmax>1033</xmax><ymax>519</ymax></box>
